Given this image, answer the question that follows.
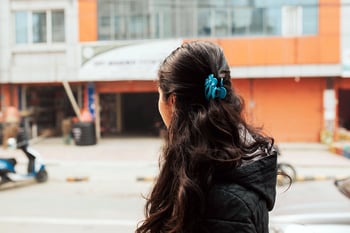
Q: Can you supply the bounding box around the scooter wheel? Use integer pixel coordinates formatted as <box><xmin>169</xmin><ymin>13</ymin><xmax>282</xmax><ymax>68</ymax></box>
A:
<box><xmin>35</xmin><ymin>169</ymin><xmax>48</xmax><ymax>183</ymax></box>
<box><xmin>277</xmin><ymin>163</ymin><xmax>297</xmax><ymax>187</ymax></box>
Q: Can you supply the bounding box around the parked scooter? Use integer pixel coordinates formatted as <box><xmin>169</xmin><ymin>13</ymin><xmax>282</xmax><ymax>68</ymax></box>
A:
<box><xmin>275</xmin><ymin>145</ymin><xmax>297</xmax><ymax>187</ymax></box>
<box><xmin>0</xmin><ymin>135</ymin><xmax>48</xmax><ymax>188</ymax></box>
<box><xmin>335</xmin><ymin>176</ymin><xmax>350</xmax><ymax>199</ymax></box>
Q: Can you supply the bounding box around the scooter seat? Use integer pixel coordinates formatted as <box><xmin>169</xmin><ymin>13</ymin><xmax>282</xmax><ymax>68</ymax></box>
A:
<box><xmin>0</xmin><ymin>158</ymin><xmax>17</xmax><ymax>167</ymax></box>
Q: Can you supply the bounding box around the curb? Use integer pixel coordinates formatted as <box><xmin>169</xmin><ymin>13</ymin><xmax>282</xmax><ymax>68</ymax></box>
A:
<box><xmin>137</xmin><ymin>175</ymin><xmax>348</xmax><ymax>183</ymax></box>
<box><xmin>295</xmin><ymin>175</ymin><xmax>347</xmax><ymax>182</ymax></box>
<box><xmin>136</xmin><ymin>176</ymin><xmax>155</xmax><ymax>182</ymax></box>
<box><xmin>66</xmin><ymin>176</ymin><xmax>89</xmax><ymax>182</ymax></box>
<box><xmin>0</xmin><ymin>179</ymin><xmax>37</xmax><ymax>190</ymax></box>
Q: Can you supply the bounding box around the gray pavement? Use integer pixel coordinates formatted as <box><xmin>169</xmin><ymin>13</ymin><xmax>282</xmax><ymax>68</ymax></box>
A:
<box><xmin>277</xmin><ymin>142</ymin><xmax>350</xmax><ymax>180</ymax></box>
<box><xmin>2</xmin><ymin>137</ymin><xmax>350</xmax><ymax>180</ymax></box>
<box><xmin>1</xmin><ymin>137</ymin><xmax>350</xmax><ymax>233</ymax></box>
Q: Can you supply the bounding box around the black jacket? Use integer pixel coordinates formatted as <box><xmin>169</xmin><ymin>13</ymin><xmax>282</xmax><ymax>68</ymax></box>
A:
<box><xmin>204</xmin><ymin>154</ymin><xmax>277</xmax><ymax>233</ymax></box>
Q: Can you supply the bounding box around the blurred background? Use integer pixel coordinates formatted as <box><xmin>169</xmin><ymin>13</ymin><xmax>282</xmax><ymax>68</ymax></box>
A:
<box><xmin>0</xmin><ymin>1</ymin><xmax>350</xmax><ymax>233</ymax></box>
<box><xmin>0</xmin><ymin>0</ymin><xmax>349</xmax><ymax>144</ymax></box>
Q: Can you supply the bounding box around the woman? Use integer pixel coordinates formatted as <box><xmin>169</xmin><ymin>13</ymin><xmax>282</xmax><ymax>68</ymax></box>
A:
<box><xmin>136</xmin><ymin>41</ymin><xmax>277</xmax><ymax>233</ymax></box>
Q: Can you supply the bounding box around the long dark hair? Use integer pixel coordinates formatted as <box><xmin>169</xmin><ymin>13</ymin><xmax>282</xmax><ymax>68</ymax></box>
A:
<box><xmin>136</xmin><ymin>41</ymin><xmax>274</xmax><ymax>233</ymax></box>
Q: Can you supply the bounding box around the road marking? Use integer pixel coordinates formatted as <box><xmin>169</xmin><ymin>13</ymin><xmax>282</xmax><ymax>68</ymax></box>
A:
<box><xmin>0</xmin><ymin>216</ymin><xmax>137</xmax><ymax>226</ymax></box>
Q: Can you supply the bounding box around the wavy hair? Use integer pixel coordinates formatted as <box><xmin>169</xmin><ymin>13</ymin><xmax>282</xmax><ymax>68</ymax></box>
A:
<box><xmin>136</xmin><ymin>41</ymin><xmax>274</xmax><ymax>233</ymax></box>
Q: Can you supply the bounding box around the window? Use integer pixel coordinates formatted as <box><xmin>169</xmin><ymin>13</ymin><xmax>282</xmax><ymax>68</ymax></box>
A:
<box><xmin>282</xmin><ymin>6</ymin><xmax>303</xmax><ymax>36</ymax></box>
<box><xmin>52</xmin><ymin>11</ymin><xmax>65</xmax><ymax>42</ymax></box>
<box><xmin>96</xmin><ymin>0</ymin><xmax>318</xmax><ymax>40</ymax></box>
<box><xmin>32</xmin><ymin>12</ymin><xmax>47</xmax><ymax>43</ymax></box>
<box><xmin>231</xmin><ymin>7</ymin><xmax>252</xmax><ymax>35</ymax></box>
<box><xmin>281</xmin><ymin>0</ymin><xmax>318</xmax><ymax>36</ymax></box>
<box><xmin>14</xmin><ymin>10</ymin><xmax>65</xmax><ymax>44</ymax></box>
<box><xmin>98</xmin><ymin>0</ymin><xmax>150</xmax><ymax>40</ymax></box>
<box><xmin>198</xmin><ymin>8</ymin><xmax>211</xmax><ymax>36</ymax></box>
<box><xmin>302</xmin><ymin>5</ymin><xmax>318</xmax><ymax>35</ymax></box>
<box><xmin>214</xmin><ymin>9</ymin><xmax>229</xmax><ymax>36</ymax></box>
<box><xmin>15</xmin><ymin>11</ymin><xmax>28</xmax><ymax>44</ymax></box>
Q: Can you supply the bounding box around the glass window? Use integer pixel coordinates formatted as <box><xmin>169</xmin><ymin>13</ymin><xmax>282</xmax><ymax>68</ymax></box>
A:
<box><xmin>14</xmin><ymin>10</ymin><xmax>65</xmax><ymax>44</ymax></box>
<box><xmin>177</xmin><ymin>7</ymin><xmax>195</xmax><ymax>37</ymax></box>
<box><xmin>162</xmin><ymin>8</ymin><xmax>175</xmax><ymax>38</ymax></box>
<box><xmin>250</xmin><ymin>8</ymin><xmax>265</xmax><ymax>34</ymax></box>
<box><xmin>113</xmin><ymin>16</ymin><xmax>124</xmax><ymax>39</ymax></box>
<box><xmin>282</xmin><ymin>6</ymin><xmax>302</xmax><ymax>36</ymax></box>
<box><xmin>214</xmin><ymin>9</ymin><xmax>229</xmax><ymax>36</ymax></box>
<box><xmin>32</xmin><ymin>12</ymin><xmax>47</xmax><ymax>43</ymax></box>
<box><xmin>98</xmin><ymin>0</ymin><xmax>151</xmax><ymax>40</ymax></box>
<box><xmin>15</xmin><ymin>11</ymin><xmax>28</xmax><ymax>44</ymax></box>
<box><xmin>96</xmin><ymin>0</ymin><xmax>318</xmax><ymax>39</ymax></box>
<box><xmin>128</xmin><ymin>15</ymin><xmax>149</xmax><ymax>39</ymax></box>
<box><xmin>52</xmin><ymin>10</ymin><xmax>65</xmax><ymax>42</ymax></box>
<box><xmin>280</xmin><ymin>0</ymin><xmax>318</xmax><ymax>36</ymax></box>
<box><xmin>198</xmin><ymin>8</ymin><xmax>211</xmax><ymax>36</ymax></box>
<box><xmin>98</xmin><ymin>1</ymin><xmax>113</xmax><ymax>40</ymax></box>
<box><xmin>302</xmin><ymin>5</ymin><xmax>318</xmax><ymax>35</ymax></box>
<box><xmin>265</xmin><ymin>7</ymin><xmax>281</xmax><ymax>35</ymax></box>
<box><xmin>232</xmin><ymin>7</ymin><xmax>252</xmax><ymax>35</ymax></box>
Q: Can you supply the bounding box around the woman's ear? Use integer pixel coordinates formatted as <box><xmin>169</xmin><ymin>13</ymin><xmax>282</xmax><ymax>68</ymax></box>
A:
<box><xmin>168</xmin><ymin>94</ymin><xmax>176</xmax><ymax>111</ymax></box>
<box><xmin>169</xmin><ymin>94</ymin><xmax>176</xmax><ymax>104</ymax></box>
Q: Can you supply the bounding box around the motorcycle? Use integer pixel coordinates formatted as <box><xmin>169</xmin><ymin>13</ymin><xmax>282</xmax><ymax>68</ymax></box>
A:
<box><xmin>335</xmin><ymin>176</ymin><xmax>350</xmax><ymax>199</ymax></box>
<box><xmin>0</xmin><ymin>137</ymin><xmax>48</xmax><ymax>188</ymax></box>
<box><xmin>275</xmin><ymin>145</ymin><xmax>297</xmax><ymax>187</ymax></box>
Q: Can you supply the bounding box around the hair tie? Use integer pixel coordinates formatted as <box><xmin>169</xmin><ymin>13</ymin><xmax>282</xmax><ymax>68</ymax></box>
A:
<box><xmin>204</xmin><ymin>74</ymin><xmax>227</xmax><ymax>100</ymax></box>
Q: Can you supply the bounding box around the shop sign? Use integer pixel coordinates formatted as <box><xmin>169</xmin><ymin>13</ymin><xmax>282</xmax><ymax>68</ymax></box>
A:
<box><xmin>79</xmin><ymin>39</ymin><xmax>182</xmax><ymax>81</ymax></box>
<box><xmin>87</xmin><ymin>82</ymin><xmax>95</xmax><ymax>118</ymax></box>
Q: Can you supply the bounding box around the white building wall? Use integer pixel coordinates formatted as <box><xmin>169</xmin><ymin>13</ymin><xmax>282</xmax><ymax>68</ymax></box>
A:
<box><xmin>341</xmin><ymin>0</ymin><xmax>350</xmax><ymax>77</ymax></box>
<box><xmin>3</xmin><ymin>0</ymin><xmax>79</xmax><ymax>83</ymax></box>
<box><xmin>0</xmin><ymin>0</ymin><xmax>11</xmax><ymax>83</ymax></box>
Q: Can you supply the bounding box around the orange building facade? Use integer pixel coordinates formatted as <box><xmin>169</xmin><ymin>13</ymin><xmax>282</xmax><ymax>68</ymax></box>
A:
<box><xmin>1</xmin><ymin>0</ymin><xmax>349</xmax><ymax>142</ymax></box>
<box><xmin>74</xmin><ymin>0</ymin><xmax>349</xmax><ymax>142</ymax></box>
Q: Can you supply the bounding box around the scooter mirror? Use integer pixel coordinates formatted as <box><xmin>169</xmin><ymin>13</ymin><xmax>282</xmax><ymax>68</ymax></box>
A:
<box><xmin>7</xmin><ymin>137</ymin><xmax>17</xmax><ymax>150</ymax></box>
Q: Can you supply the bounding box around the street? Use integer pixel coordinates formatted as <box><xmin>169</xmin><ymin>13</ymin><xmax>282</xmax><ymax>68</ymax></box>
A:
<box><xmin>0</xmin><ymin>160</ymin><xmax>156</xmax><ymax>233</ymax></box>
<box><xmin>0</xmin><ymin>137</ymin><xmax>350</xmax><ymax>233</ymax></box>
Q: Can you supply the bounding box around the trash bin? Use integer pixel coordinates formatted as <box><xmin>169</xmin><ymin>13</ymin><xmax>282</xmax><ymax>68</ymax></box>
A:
<box><xmin>71</xmin><ymin>122</ymin><xmax>96</xmax><ymax>146</ymax></box>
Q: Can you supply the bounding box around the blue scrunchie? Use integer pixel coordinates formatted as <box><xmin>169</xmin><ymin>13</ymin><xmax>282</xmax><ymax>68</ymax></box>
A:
<box><xmin>204</xmin><ymin>74</ymin><xmax>227</xmax><ymax>100</ymax></box>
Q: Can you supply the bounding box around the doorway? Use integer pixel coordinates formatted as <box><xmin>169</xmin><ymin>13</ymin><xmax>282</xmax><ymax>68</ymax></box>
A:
<box><xmin>338</xmin><ymin>89</ymin><xmax>350</xmax><ymax>130</ymax></box>
<box><xmin>99</xmin><ymin>92</ymin><xmax>161</xmax><ymax>137</ymax></box>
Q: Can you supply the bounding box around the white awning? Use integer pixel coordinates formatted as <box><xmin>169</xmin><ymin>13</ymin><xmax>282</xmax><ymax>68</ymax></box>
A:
<box><xmin>79</xmin><ymin>39</ymin><xmax>182</xmax><ymax>81</ymax></box>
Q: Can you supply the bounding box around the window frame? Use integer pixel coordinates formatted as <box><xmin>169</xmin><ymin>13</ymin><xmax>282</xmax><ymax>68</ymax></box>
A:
<box><xmin>96</xmin><ymin>0</ymin><xmax>319</xmax><ymax>40</ymax></box>
<box><xmin>282</xmin><ymin>5</ymin><xmax>303</xmax><ymax>36</ymax></box>
<box><xmin>14</xmin><ymin>9</ymin><xmax>66</xmax><ymax>45</ymax></box>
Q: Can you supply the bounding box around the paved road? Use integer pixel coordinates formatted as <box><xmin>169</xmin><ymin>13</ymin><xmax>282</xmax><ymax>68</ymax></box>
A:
<box><xmin>0</xmin><ymin>137</ymin><xmax>349</xmax><ymax>233</ymax></box>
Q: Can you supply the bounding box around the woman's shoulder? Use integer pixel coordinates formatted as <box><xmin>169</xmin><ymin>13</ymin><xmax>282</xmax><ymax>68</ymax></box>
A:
<box><xmin>206</xmin><ymin>182</ymin><xmax>260</xmax><ymax>220</ymax></box>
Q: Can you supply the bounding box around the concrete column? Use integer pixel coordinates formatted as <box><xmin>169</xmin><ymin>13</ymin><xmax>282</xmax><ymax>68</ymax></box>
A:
<box><xmin>116</xmin><ymin>93</ymin><xmax>123</xmax><ymax>133</ymax></box>
<box><xmin>0</xmin><ymin>0</ymin><xmax>10</xmax><ymax>84</ymax></box>
<box><xmin>341</xmin><ymin>0</ymin><xmax>350</xmax><ymax>76</ymax></box>
<box><xmin>65</xmin><ymin>0</ymin><xmax>79</xmax><ymax>80</ymax></box>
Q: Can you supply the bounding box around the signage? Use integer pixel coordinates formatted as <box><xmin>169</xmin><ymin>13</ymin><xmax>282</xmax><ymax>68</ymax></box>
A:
<box><xmin>79</xmin><ymin>39</ymin><xmax>182</xmax><ymax>81</ymax></box>
<box><xmin>87</xmin><ymin>82</ymin><xmax>95</xmax><ymax>119</ymax></box>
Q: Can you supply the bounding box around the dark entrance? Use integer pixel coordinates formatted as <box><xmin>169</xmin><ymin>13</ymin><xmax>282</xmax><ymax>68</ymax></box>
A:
<box><xmin>99</xmin><ymin>92</ymin><xmax>161</xmax><ymax>137</ymax></box>
<box><xmin>338</xmin><ymin>89</ymin><xmax>350</xmax><ymax>130</ymax></box>
<box><xmin>25</xmin><ymin>86</ymin><xmax>76</xmax><ymax>135</ymax></box>
<box><xmin>122</xmin><ymin>92</ymin><xmax>160</xmax><ymax>136</ymax></box>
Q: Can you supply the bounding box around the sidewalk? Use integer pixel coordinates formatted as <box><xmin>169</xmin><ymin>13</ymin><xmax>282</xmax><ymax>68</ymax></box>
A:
<box><xmin>277</xmin><ymin>142</ymin><xmax>350</xmax><ymax>181</ymax></box>
<box><xmin>278</xmin><ymin>142</ymin><xmax>350</xmax><ymax>167</ymax></box>
<box><xmin>2</xmin><ymin>137</ymin><xmax>349</xmax><ymax>164</ymax></box>
<box><xmin>0</xmin><ymin>137</ymin><xmax>162</xmax><ymax>164</ymax></box>
<box><xmin>1</xmin><ymin>137</ymin><xmax>350</xmax><ymax>179</ymax></box>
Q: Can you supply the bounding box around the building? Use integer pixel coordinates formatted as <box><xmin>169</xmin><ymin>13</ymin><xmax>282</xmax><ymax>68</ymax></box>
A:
<box><xmin>0</xmin><ymin>0</ymin><xmax>349</xmax><ymax>142</ymax></box>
